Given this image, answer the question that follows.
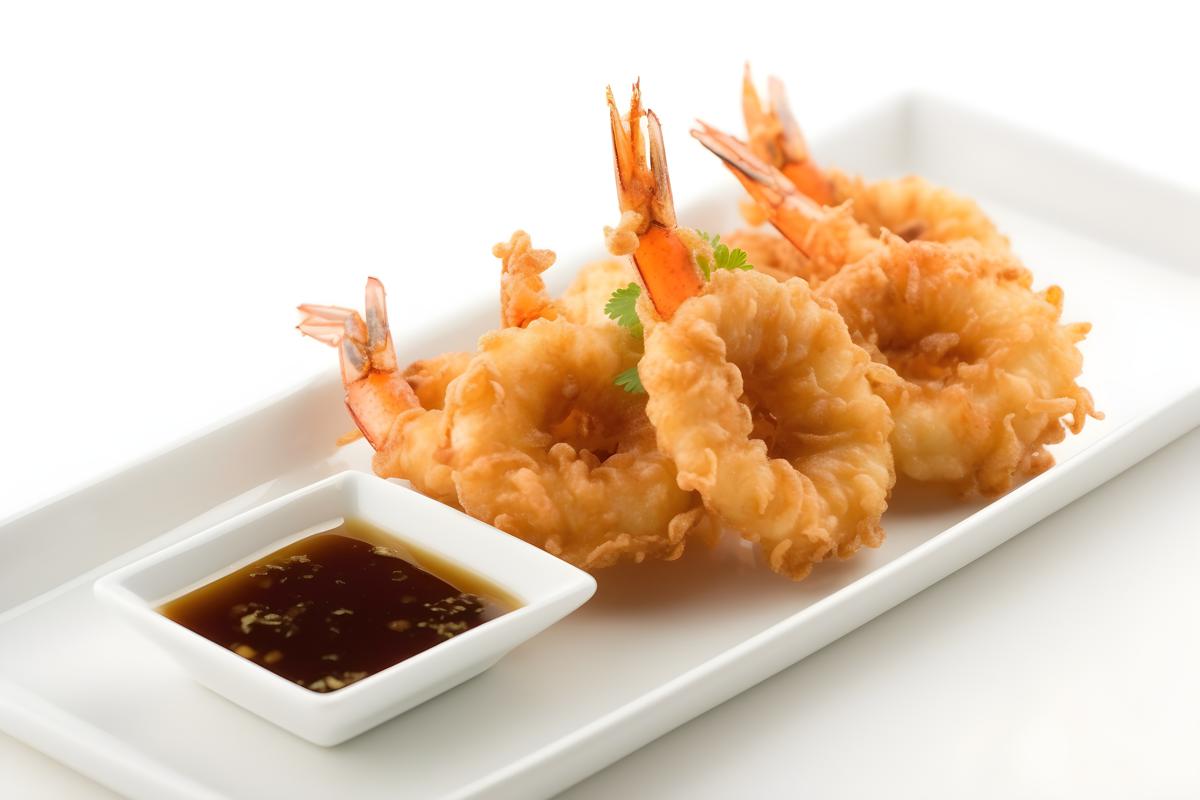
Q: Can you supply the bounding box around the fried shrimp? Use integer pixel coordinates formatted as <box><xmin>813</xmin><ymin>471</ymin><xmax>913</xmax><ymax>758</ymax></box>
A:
<box><xmin>495</xmin><ymin>229</ymin><xmax>635</xmax><ymax>328</ymax></box>
<box><xmin>444</xmin><ymin>320</ymin><xmax>712</xmax><ymax>569</ymax></box>
<box><xmin>696</xmin><ymin>122</ymin><xmax>1097</xmax><ymax>493</ymax></box>
<box><xmin>302</xmin><ymin>273</ymin><xmax>709</xmax><ymax>569</ymax></box>
<box><xmin>820</xmin><ymin>235</ymin><xmax>1099</xmax><ymax>495</ymax></box>
<box><xmin>694</xmin><ymin>123</ymin><xmax>1031</xmax><ymax>288</ymax></box>
<box><xmin>608</xmin><ymin>82</ymin><xmax>895</xmax><ymax>580</ymax></box>
<box><xmin>740</xmin><ymin>66</ymin><xmax>1011</xmax><ymax>253</ymax></box>
<box><xmin>454</xmin><ymin>217</ymin><xmax>710</xmax><ymax>569</ymax></box>
<box><xmin>298</xmin><ymin>281</ymin><xmax>458</xmax><ymax>507</ymax></box>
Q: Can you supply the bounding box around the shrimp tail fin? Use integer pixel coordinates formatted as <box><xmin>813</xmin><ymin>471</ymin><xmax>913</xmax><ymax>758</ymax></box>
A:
<box><xmin>298</xmin><ymin>304</ymin><xmax>356</xmax><ymax>345</ymax></box>
<box><xmin>607</xmin><ymin>81</ymin><xmax>703</xmax><ymax>320</ymax></box>
<box><xmin>692</xmin><ymin>121</ymin><xmax>802</xmax><ymax>213</ymax></box>
<box><xmin>298</xmin><ymin>278</ymin><xmax>417</xmax><ymax>450</ymax></box>
<box><xmin>741</xmin><ymin>66</ymin><xmax>833</xmax><ymax>205</ymax></box>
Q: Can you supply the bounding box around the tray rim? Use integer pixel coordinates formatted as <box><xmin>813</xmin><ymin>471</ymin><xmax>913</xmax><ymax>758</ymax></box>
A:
<box><xmin>455</xmin><ymin>382</ymin><xmax>1200</xmax><ymax>799</ymax></box>
<box><xmin>3</xmin><ymin>89</ymin><xmax>1200</xmax><ymax>800</ymax></box>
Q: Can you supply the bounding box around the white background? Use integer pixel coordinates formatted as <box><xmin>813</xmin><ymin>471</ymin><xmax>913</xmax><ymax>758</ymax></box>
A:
<box><xmin>2</xmin><ymin>2</ymin><xmax>1199</xmax><ymax>797</ymax></box>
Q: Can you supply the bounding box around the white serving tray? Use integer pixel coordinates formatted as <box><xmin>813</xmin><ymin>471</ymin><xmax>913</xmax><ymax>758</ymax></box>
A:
<box><xmin>2</xmin><ymin>93</ymin><xmax>1199</xmax><ymax>800</ymax></box>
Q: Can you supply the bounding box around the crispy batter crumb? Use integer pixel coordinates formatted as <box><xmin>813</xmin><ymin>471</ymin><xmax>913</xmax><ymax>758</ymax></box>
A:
<box><xmin>604</xmin><ymin>211</ymin><xmax>643</xmax><ymax>256</ymax></box>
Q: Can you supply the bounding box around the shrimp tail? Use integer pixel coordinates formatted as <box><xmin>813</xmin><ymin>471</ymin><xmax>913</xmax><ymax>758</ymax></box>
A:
<box><xmin>693</xmin><ymin>121</ymin><xmax>882</xmax><ymax>281</ymax></box>
<box><xmin>607</xmin><ymin>82</ymin><xmax>702</xmax><ymax>320</ymax></box>
<box><xmin>692</xmin><ymin>121</ymin><xmax>823</xmax><ymax>226</ymax></box>
<box><xmin>297</xmin><ymin>304</ymin><xmax>355</xmax><ymax>346</ymax></box>
<box><xmin>298</xmin><ymin>278</ymin><xmax>418</xmax><ymax>449</ymax></box>
<box><xmin>742</xmin><ymin>65</ymin><xmax>833</xmax><ymax>205</ymax></box>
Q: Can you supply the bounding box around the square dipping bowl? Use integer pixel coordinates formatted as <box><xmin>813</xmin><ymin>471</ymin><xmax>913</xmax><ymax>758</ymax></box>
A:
<box><xmin>94</xmin><ymin>471</ymin><xmax>596</xmax><ymax>746</ymax></box>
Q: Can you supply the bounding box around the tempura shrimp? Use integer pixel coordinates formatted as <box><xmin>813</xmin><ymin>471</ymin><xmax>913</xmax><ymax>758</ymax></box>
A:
<box><xmin>693</xmin><ymin>122</ymin><xmax>1031</xmax><ymax>288</ymax></box>
<box><xmin>741</xmin><ymin>66</ymin><xmax>1011</xmax><ymax>253</ymax></box>
<box><xmin>302</xmin><ymin>272</ymin><xmax>712</xmax><ymax>570</ymax></box>
<box><xmin>445</xmin><ymin>228</ymin><xmax>712</xmax><ymax>568</ymax></box>
<box><xmin>444</xmin><ymin>319</ymin><xmax>712</xmax><ymax>568</ymax></box>
<box><xmin>819</xmin><ymin>235</ymin><xmax>1099</xmax><ymax>495</ymax></box>
<box><xmin>298</xmin><ymin>281</ymin><xmax>459</xmax><ymax>507</ymax></box>
<box><xmin>695</xmin><ymin>121</ymin><xmax>1098</xmax><ymax>493</ymax></box>
<box><xmin>608</xmin><ymin>82</ymin><xmax>895</xmax><ymax>580</ymax></box>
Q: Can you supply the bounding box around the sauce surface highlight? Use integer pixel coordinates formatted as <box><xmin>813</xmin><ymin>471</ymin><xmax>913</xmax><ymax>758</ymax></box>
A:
<box><xmin>158</xmin><ymin>519</ymin><xmax>516</xmax><ymax>692</ymax></box>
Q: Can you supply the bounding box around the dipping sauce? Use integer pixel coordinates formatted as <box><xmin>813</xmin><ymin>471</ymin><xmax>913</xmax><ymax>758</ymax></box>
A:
<box><xmin>158</xmin><ymin>519</ymin><xmax>517</xmax><ymax>692</ymax></box>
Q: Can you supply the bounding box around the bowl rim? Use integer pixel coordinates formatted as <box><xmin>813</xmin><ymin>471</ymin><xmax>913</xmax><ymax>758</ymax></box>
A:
<box><xmin>93</xmin><ymin>470</ymin><xmax>597</xmax><ymax>708</ymax></box>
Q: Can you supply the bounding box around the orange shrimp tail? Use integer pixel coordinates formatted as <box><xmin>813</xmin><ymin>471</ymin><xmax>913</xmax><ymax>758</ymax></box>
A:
<box><xmin>742</xmin><ymin>65</ymin><xmax>833</xmax><ymax>206</ymax></box>
<box><xmin>298</xmin><ymin>277</ymin><xmax>418</xmax><ymax>450</ymax></box>
<box><xmin>635</xmin><ymin>224</ymin><xmax>699</xmax><ymax>320</ymax></box>
<box><xmin>607</xmin><ymin>82</ymin><xmax>702</xmax><ymax>320</ymax></box>
<box><xmin>297</xmin><ymin>304</ymin><xmax>354</xmax><ymax>345</ymax></box>
<box><xmin>692</xmin><ymin>121</ymin><xmax>826</xmax><ymax>255</ymax></box>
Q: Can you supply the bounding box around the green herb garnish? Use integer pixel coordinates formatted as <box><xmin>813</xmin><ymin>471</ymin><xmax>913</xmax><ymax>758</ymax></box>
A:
<box><xmin>696</xmin><ymin>230</ymin><xmax>753</xmax><ymax>279</ymax></box>
<box><xmin>613</xmin><ymin>365</ymin><xmax>645</xmax><ymax>394</ymax></box>
<box><xmin>604</xmin><ymin>282</ymin><xmax>644</xmax><ymax>338</ymax></box>
<box><xmin>604</xmin><ymin>230</ymin><xmax>751</xmax><ymax>392</ymax></box>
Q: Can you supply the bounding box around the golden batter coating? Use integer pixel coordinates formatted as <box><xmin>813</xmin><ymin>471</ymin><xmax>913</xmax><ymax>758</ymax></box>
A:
<box><xmin>445</xmin><ymin>319</ymin><xmax>712</xmax><ymax>569</ymax></box>
<box><xmin>819</xmin><ymin>235</ymin><xmax>1098</xmax><ymax>495</ymax></box>
<box><xmin>826</xmin><ymin>171</ymin><xmax>1012</xmax><ymax>253</ymax></box>
<box><xmin>639</xmin><ymin>269</ymin><xmax>895</xmax><ymax>580</ymax></box>
<box><xmin>722</xmin><ymin>228</ymin><xmax>817</xmax><ymax>284</ymax></box>
<box><xmin>403</xmin><ymin>351</ymin><xmax>473</xmax><ymax>410</ymax></box>
<box><xmin>559</xmin><ymin>257</ymin><xmax>636</xmax><ymax>326</ymax></box>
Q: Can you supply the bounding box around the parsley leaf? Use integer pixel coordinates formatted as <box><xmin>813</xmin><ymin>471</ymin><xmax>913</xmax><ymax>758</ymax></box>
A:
<box><xmin>605</xmin><ymin>284</ymin><xmax>647</xmax><ymax>392</ymax></box>
<box><xmin>613</xmin><ymin>365</ymin><xmax>645</xmax><ymax>394</ymax></box>
<box><xmin>716</xmin><ymin>244</ymin><xmax>750</xmax><ymax>272</ymax></box>
<box><xmin>696</xmin><ymin>230</ymin><xmax>753</xmax><ymax>278</ymax></box>
<box><xmin>602</xmin><ymin>232</ymin><xmax>751</xmax><ymax>396</ymax></box>
<box><xmin>604</xmin><ymin>283</ymin><xmax>643</xmax><ymax>338</ymax></box>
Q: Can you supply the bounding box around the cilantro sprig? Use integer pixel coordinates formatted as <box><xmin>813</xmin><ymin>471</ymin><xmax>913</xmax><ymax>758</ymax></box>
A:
<box><xmin>605</xmin><ymin>283</ymin><xmax>647</xmax><ymax>393</ymax></box>
<box><xmin>696</xmin><ymin>231</ymin><xmax>753</xmax><ymax>279</ymax></box>
<box><xmin>613</xmin><ymin>365</ymin><xmax>644</xmax><ymax>394</ymax></box>
<box><xmin>603</xmin><ymin>233</ymin><xmax>752</xmax><ymax>393</ymax></box>
<box><xmin>603</xmin><ymin>283</ymin><xmax>643</xmax><ymax>338</ymax></box>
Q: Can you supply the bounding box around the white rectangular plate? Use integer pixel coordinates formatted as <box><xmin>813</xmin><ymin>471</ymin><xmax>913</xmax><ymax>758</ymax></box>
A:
<box><xmin>2</xmin><ymin>93</ymin><xmax>1199</xmax><ymax>800</ymax></box>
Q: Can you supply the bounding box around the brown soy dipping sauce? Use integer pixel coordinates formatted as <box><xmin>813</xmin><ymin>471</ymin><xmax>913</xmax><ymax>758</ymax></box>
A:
<box><xmin>158</xmin><ymin>519</ymin><xmax>517</xmax><ymax>693</ymax></box>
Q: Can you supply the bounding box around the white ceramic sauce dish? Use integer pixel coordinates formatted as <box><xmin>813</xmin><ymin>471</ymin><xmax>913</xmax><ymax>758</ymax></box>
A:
<box><xmin>93</xmin><ymin>470</ymin><xmax>596</xmax><ymax>746</ymax></box>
